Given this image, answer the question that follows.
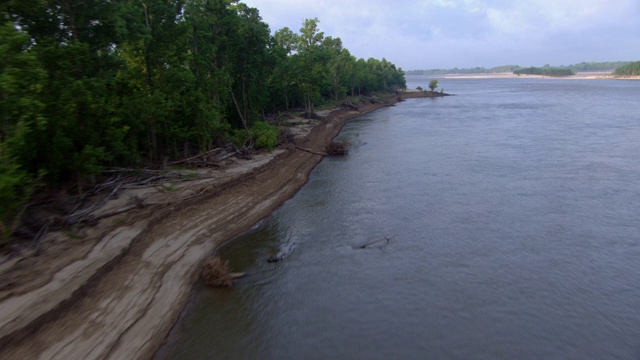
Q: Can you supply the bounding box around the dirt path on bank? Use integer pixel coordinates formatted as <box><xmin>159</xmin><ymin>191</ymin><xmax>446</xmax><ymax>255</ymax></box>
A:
<box><xmin>0</xmin><ymin>93</ymin><xmax>434</xmax><ymax>359</ymax></box>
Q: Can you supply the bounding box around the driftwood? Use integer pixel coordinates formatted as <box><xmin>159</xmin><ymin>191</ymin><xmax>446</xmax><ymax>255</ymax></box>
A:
<box><xmin>325</xmin><ymin>141</ymin><xmax>348</xmax><ymax>156</ymax></box>
<box><xmin>294</xmin><ymin>145</ymin><xmax>328</xmax><ymax>156</ymax></box>
<box><xmin>295</xmin><ymin>142</ymin><xmax>349</xmax><ymax>156</ymax></box>
<box><xmin>342</xmin><ymin>102</ymin><xmax>358</xmax><ymax>111</ymax></box>
<box><xmin>167</xmin><ymin>148</ymin><xmax>223</xmax><ymax>165</ymax></box>
<box><xmin>166</xmin><ymin>147</ymin><xmax>238</xmax><ymax>168</ymax></box>
<box><xmin>233</xmin><ymin>143</ymin><xmax>254</xmax><ymax>160</ymax></box>
<box><xmin>267</xmin><ymin>243</ymin><xmax>296</xmax><ymax>263</ymax></box>
<box><xmin>355</xmin><ymin>237</ymin><xmax>390</xmax><ymax>250</ymax></box>
<box><xmin>12</xmin><ymin>146</ymin><xmax>237</xmax><ymax>242</ymax></box>
<box><xmin>32</xmin><ymin>219</ymin><xmax>51</xmax><ymax>256</ymax></box>
<box><xmin>93</xmin><ymin>196</ymin><xmax>146</xmax><ymax>221</ymax></box>
<box><xmin>363</xmin><ymin>96</ymin><xmax>383</xmax><ymax>104</ymax></box>
<box><xmin>303</xmin><ymin>111</ymin><xmax>318</xmax><ymax>119</ymax></box>
<box><xmin>63</xmin><ymin>182</ymin><xmax>123</xmax><ymax>225</ymax></box>
<box><xmin>6</xmin><ymin>144</ymin><xmax>250</xmax><ymax>246</ymax></box>
<box><xmin>182</xmin><ymin>188</ymin><xmax>207</xmax><ymax>201</ymax></box>
<box><xmin>278</xmin><ymin>128</ymin><xmax>294</xmax><ymax>145</ymax></box>
<box><xmin>98</xmin><ymin>171</ymin><xmax>190</xmax><ymax>189</ymax></box>
<box><xmin>63</xmin><ymin>196</ymin><xmax>146</xmax><ymax>227</ymax></box>
<box><xmin>201</xmin><ymin>256</ymin><xmax>237</xmax><ymax>287</ymax></box>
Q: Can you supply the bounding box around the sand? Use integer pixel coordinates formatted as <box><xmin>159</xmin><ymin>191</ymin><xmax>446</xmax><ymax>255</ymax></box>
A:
<box><xmin>0</xmin><ymin>92</ymin><xmax>433</xmax><ymax>359</ymax></box>
<box><xmin>438</xmin><ymin>71</ymin><xmax>640</xmax><ymax>80</ymax></box>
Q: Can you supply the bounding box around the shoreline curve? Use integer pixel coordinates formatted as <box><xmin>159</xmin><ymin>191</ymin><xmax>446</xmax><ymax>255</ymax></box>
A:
<box><xmin>0</xmin><ymin>91</ymin><xmax>442</xmax><ymax>359</ymax></box>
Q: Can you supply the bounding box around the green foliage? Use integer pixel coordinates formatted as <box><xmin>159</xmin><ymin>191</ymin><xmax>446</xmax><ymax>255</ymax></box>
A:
<box><xmin>567</xmin><ymin>61</ymin><xmax>631</xmax><ymax>71</ymax></box>
<box><xmin>0</xmin><ymin>152</ymin><xmax>31</xmax><ymax>239</ymax></box>
<box><xmin>613</xmin><ymin>61</ymin><xmax>640</xmax><ymax>76</ymax></box>
<box><xmin>428</xmin><ymin>80</ymin><xmax>438</xmax><ymax>92</ymax></box>
<box><xmin>513</xmin><ymin>67</ymin><xmax>575</xmax><ymax>76</ymax></box>
<box><xmin>73</xmin><ymin>145</ymin><xmax>109</xmax><ymax>179</ymax></box>
<box><xmin>230</xmin><ymin>121</ymin><xmax>279</xmax><ymax>150</ymax></box>
<box><xmin>230</xmin><ymin>128</ymin><xmax>250</xmax><ymax>148</ymax></box>
<box><xmin>0</xmin><ymin>1</ymin><xmax>407</xmax><ymax>232</ymax></box>
<box><xmin>269</xmin><ymin>18</ymin><xmax>405</xmax><ymax>113</ymax></box>
<box><xmin>251</xmin><ymin>122</ymin><xmax>280</xmax><ymax>151</ymax></box>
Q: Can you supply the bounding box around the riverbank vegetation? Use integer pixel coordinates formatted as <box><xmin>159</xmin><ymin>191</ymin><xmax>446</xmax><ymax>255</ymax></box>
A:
<box><xmin>513</xmin><ymin>66</ymin><xmax>575</xmax><ymax>77</ymax></box>
<box><xmin>613</xmin><ymin>61</ymin><xmax>640</xmax><ymax>76</ymax></box>
<box><xmin>0</xmin><ymin>0</ymin><xmax>406</xmax><ymax>242</ymax></box>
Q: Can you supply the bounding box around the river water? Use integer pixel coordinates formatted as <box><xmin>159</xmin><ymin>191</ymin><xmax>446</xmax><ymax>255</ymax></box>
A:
<box><xmin>157</xmin><ymin>77</ymin><xmax>640</xmax><ymax>359</ymax></box>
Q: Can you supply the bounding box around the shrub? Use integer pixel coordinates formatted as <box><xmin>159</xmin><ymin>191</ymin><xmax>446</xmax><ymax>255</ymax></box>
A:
<box><xmin>251</xmin><ymin>121</ymin><xmax>280</xmax><ymax>151</ymax></box>
<box><xmin>229</xmin><ymin>128</ymin><xmax>250</xmax><ymax>148</ymax></box>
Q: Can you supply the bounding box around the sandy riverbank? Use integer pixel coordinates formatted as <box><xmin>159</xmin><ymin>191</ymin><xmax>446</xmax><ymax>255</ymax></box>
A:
<box><xmin>0</xmin><ymin>91</ymin><xmax>440</xmax><ymax>359</ymax></box>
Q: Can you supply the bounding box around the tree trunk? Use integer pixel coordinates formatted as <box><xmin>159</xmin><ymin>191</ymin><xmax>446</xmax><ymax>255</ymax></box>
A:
<box><xmin>242</xmin><ymin>78</ymin><xmax>248</xmax><ymax>123</ymax></box>
<box><xmin>231</xmin><ymin>90</ymin><xmax>251</xmax><ymax>137</ymax></box>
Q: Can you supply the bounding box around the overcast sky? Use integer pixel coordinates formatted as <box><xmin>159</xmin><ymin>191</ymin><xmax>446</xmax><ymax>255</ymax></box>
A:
<box><xmin>241</xmin><ymin>0</ymin><xmax>640</xmax><ymax>70</ymax></box>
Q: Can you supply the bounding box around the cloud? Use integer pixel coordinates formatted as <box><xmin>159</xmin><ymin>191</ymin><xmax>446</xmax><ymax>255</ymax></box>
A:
<box><xmin>484</xmin><ymin>0</ymin><xmax>637</xmax><ymax>34</ymax></box>
<box><xmin>242</xmin><ymin>0</ymin><xmax>640</xmax><ymax>69</ymax></box>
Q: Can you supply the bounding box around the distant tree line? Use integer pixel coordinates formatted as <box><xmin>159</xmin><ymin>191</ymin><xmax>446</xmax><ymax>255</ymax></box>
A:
<box><xmin>405</xmin><ymin>66</ymin><xmax>519</xmax><ymax>75</ymax></box>
<box><xmin>613</xmin><ymin>61</ymin><xmax>640</xmax><ymax>76</ymax></box>
<box><xmin>513</xmin><ymin>67</ymin><xmax>575</xmax><ymax>77</ymax></box>
<box><xmin>567</xmin><ymin>61</ymin><xmax>631</xmax><ymax>71</ymax></box>
<box><xmin>0</xmin><ymin>0</ymin><xmax>406</xmax><ymax>235</ymax></box>
<box><xmin>406</xmin><ymin>61</ymin><xmax>633</xmax><ymax>76</ymax></box>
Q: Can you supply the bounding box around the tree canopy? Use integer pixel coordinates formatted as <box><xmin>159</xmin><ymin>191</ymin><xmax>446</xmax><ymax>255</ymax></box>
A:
<box><xmin>428</xmin><ymin>80</ymin><xmax>438</xmax><ymax>92</ymax></box>
<box><xmin>0</xmin><ymin>0</ymin><xmax>406</xmax><ymax>235</ymax></box>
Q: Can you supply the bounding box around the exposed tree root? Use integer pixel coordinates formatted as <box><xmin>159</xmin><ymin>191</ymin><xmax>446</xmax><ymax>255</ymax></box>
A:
<box><xmin>325</xmin><ymin>141</ymin><xmax>349</xmax><ymax>156</ymax></box>
<box><xmin>201</xmin><ymin>256</ymin><xmax>235</xmax><ymax>287</ymax></box>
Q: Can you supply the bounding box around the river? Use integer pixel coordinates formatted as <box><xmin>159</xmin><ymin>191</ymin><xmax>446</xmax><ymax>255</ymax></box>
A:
<box><xmin>156</xmin><ymin>77</ymin><xmax>640</xmax><ymax>359</ymax></box>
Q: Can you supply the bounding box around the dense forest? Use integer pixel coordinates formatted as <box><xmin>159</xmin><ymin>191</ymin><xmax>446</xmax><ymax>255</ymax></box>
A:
<box><xmin>613</xmin><ymin>61</ymin><xmax>640</xmax><ymax>76</ymax></box>
<box><xmin>0</xmin><ymin>0</ymin><xmax>406</xmax><ymax>238</ymax></box>
<box><xmin>406</xmin><ymin>61</ymin><xmax>631</xmax><ymax>76</ymax></box>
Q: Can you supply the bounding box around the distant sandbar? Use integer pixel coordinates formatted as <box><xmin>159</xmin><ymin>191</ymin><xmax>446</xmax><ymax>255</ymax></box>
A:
<box><xmin>436</xmin><ymin>71</ymin><xmax>639</xmax><ymax>80</ymax></box>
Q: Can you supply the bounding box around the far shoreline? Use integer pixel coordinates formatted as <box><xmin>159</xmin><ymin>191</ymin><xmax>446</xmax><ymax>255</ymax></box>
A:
<box><xmin>408</xmin><ymin>71</ymin><xmax>640</xmax><ymax>80</ymax></box>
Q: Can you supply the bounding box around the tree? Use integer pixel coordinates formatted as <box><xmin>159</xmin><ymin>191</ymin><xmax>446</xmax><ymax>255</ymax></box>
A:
<box><xmin>229</xmin><ymin>2</ymin><xmax>272</xmax><ymax>127</ymax></box>
<box><xmin>294</xmin><ymin>18</ymin><xmax>326</xmax><ymax>115</ymax></box>
<box><xmin>324</xmin><ymin>38</ymin><xmax>352</xmax><ymax>101</ymax></box>
<box><xmin>298</xmin><ymin>17</ymin><xmax>324</xmax><ymax>49</ymax></box>
<box><xmin>270</xmin><ymin>28</ymin><xmax>298</xmax><ymax>110</ymax></box>
<box><xmin>429</xmin><ymin>79</ymin><xmax>438</xmax><ymax>92</ymax></box>
<box><xmin>352</xmin><ymin>58</ymin><xmax>370</xmax><ymax>95</ymax></box>
<box><xmin>273</xmin><ymin>27</ymin><xmax>297</xmax><ymax>55</ymax></box>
